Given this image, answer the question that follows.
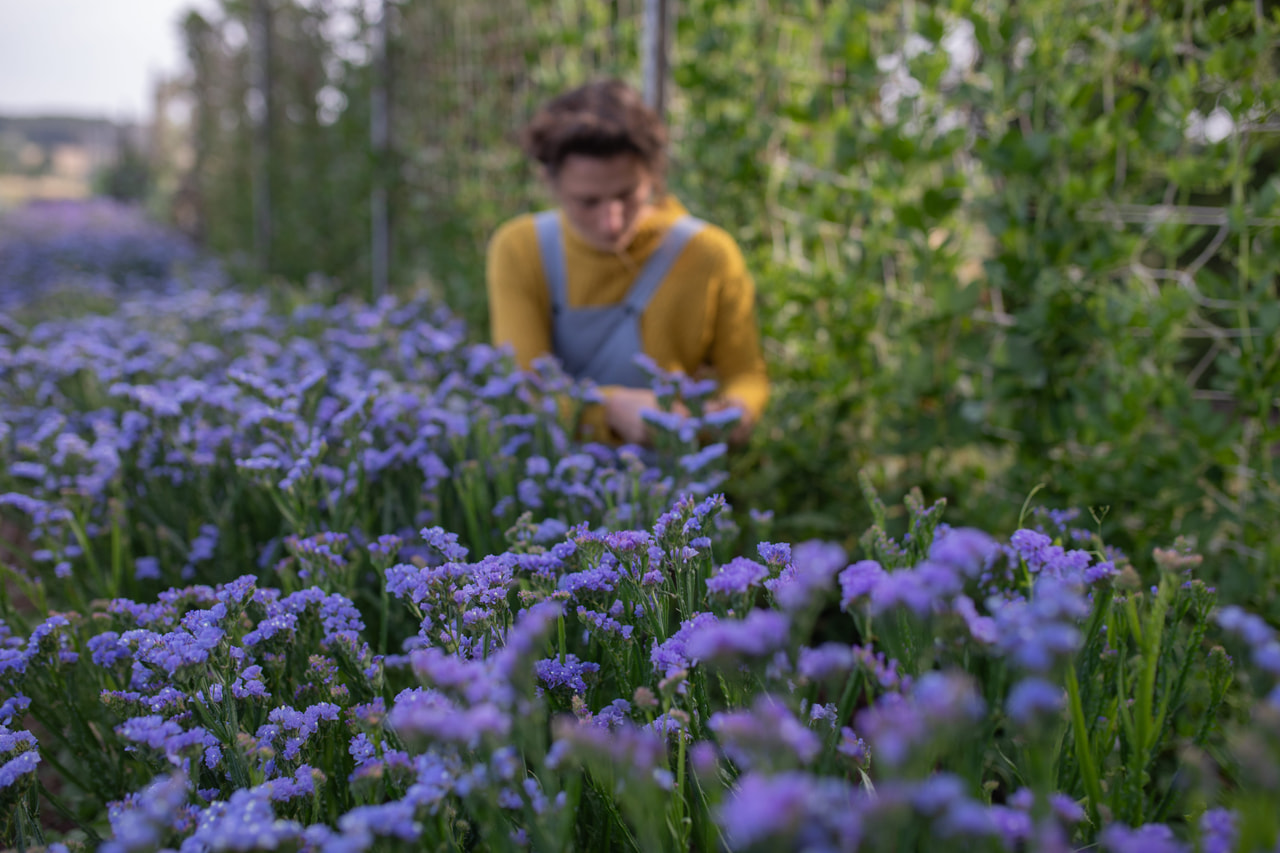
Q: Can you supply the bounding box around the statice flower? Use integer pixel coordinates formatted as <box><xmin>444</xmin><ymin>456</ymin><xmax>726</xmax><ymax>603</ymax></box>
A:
<box><xmin>0</xmin><ymin>694</ymin><xmax>30</xmax><ymax>726</ymax></box>
<box><xmin>183</xmin><ymin>523</ymin><xmax>220</xmax><ymax>578</ymax></box>
<box><xmin>651</xmin><ymin>611</ymin><xmax>720</xmax><ymax>678</ymax></box>
<box><xmin>183</xmin><ymin>786</ymin><xmax>305</xmax><ymax>851</ymax></box>
<box><xmin>952</xmin><ymin>595</ymin><xmax>998</xmax><ymax>644</ymax></box>
<box><xmin>536</xmin><ymin>654</ymin><xmax>601</xmax><ymax>696</ymax></box>
<box><xmin>855</xmin><ymin>671</ymin><xmax>985</xmax><ymax>767</ymax></box>
<box><xmin>0</xmin><ymin>735</ymin><xmax>40</xmax><ymax>788</ymax></box>
<box><xmin>591</xmin><ymin>699</ymin><xmax>633</xmax><ymax>730</ymax></box>
<box><xmin>684</xmin><ymin>609</ymin><xmax>790</xmax><ymax>667</ymax></box>
<box><xmin>1009</xmin><ymin>528</ymin><xmax>1098</xmax><ymax>583</ymax></box>
<box><xmin>231</xmin><ymin>664</ymin><xmax>269</xmax><ymax>700</ymax></box>
<box><xmin>1006</xmin><ymin>677</ymin><xmax>1065</xmax><ymax>725</ymax></box>
<box><xmin>549</xmin><ymin>717</ymin><xmax>668</xmax><ymax>785</ymax></box>
<box><xmin>851</xmin><ymin>644</ymin><xmax>911</xmax><ymax>691</ymax></box>
<box><xmin>709</xmin><ymin>695</ymin><xmax>822</xmax><ymax>770</ymax></box>
<box><xmin>838</xmin><ymin>560</ymin><xmax>885</xmax><ymax>609</ymax></box>
<box><xmin>99</xmin><ymin>771</ymin><xmax>193</xmax><ymax>853</ymax></box>
<box><xmin>990</xmin><ymin>576</ymin><xmax>1089</xmax><ymax>672</ymax></box>
<box><xmin>419</xmin><ymin>525</ymin><xmax>470</xmax><ymax>561</ymax></box>
<box><xmin>929</xmin><ymin>527</ymin><xmax>999</xmax><ymax>577</ymax></box>
<box><xmin>262</xmin><ymin>765</ymin><xmax>320</xmax><ymax>802</ymax></box>
<box><xmin>869</xmin><ymin>561</ymin><xmax>962</xmax><ymax>617</ymax></box>
<box><xmin>797</xmin><ymin>643</ymin><xmax>856</xmax><ymax>681</ymax></box>
<box><xmin>576</xmin><ymin>605</ymin><xmax>634</xmax><ymax>640</ymax></box>
<box><xmin>716</xmin><ymin>771</ymin><xmax>861</xmax><ymax>852</ymax></box>
<box><xmin>706</xmin><ymin>556</ymin><xmax>769</xmax><ymax>598</ymax></box>
<box><xmin>679</xmin><ymin>442</ymin><xmax>728</xmax><ymax>474</ymax></box>
<box><xmin>763</xmin><ymin>540</ymin><xmax>846</xmax><ymax>612</ymax></box>
<box><xmin>757</xmin><ymin>541</ymin><xmax>792</xmax><ymax>567</ymax></box>
<box><xmin>1199</xmin><ymin>808</ymin><xmax>1237</xmax><ymax>853</ymax></box>
<box><xmin>328</xmin><ymin>800</ymin><xmax>422</xmax><ymax>848</ymax></box>
<box><xmin>134</xmin><ymin>556</ymin><xmax>161</xmax><ymax>581</ymax></box>
<box><xmin>261</xmin><ymin>702</ymin><xmax>341</xmax><ymax>762</ymax></box>
<box><xmin>1099</xmin><ymin>822</ymin><xmax>1190</xmax><ymax>853</ymax></box>
<box><xmin>558</xmin><ymin>556</ymin><xmax>622</xmax><ymax>598</ymax></box>
<box><xmin>1217</xmin><ymin>605</ymin><xmax>1280</xmax><ymax>694</ymax></box>
<box><xmin>389</xmin><ymin>687</ymin><xmax>510</xmax><ymax>748</ymax></box>
<box><xmin>120</xmin><ymin>624</ymin><xmax>221</xmax><ymax>679</ymax></box>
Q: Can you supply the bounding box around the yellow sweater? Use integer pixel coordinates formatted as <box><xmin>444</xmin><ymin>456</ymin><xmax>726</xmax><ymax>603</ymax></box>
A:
<box><xmin>485</xmin><ymin>195</ymin><xmax>769</xmax><ymax>441</ymax></box>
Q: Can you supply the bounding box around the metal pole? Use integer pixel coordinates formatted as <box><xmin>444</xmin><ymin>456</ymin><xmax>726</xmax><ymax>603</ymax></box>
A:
<box><xmin>370</xmin><ymin>0</ymin><xmax>391</xmax><ymax>300</ymax></box>
<box><xmin>250</xmin><ymin>0</ymin><xmax>273</xmax><ymax>274</ymax></box>
<box><xmin>642</xmin><ymin>0</ymin><xmax>670</xmax><ymax>118</ymax></box>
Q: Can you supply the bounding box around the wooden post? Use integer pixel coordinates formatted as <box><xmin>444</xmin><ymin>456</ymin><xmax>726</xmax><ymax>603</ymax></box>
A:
<box><xmin>642</xmin><ymin>0</ymin><xmax>671</xmax><ymax>118</ymax></box>
<box><xmin>370</xmin><ymin>0</ymin><xmax>391</xmax><ymax>299</ymax></box>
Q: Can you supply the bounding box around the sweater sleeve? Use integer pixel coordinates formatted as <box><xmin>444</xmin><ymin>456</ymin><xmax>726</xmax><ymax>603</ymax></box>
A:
<box><xmin>486</xmin><ymin>217</ymin><xmax>552</xmax><ymax>369</ymax></box>
<box><xmin>707</xmin><ymin>236</ymin><xmax>770</xmax><ymax>421</ymax></box>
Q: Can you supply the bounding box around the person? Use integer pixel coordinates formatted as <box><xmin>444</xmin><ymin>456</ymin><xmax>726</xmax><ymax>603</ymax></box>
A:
<box><xmin>485</xmin><ymin>79</ymin><xmax>769</xmax><ymax>446</ymax></box>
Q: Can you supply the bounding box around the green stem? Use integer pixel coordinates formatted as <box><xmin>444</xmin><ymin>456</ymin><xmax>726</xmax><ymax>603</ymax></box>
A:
<box><xmin>1065</xmin><ymin>662</ymin><xmax>1103</xmax><ymax>826</ymax></box>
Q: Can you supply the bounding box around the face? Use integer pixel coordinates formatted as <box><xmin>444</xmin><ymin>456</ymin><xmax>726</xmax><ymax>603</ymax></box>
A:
<box><xmin>549</xmin><ymin>153</ymin><xmax>655</xmax><ymax>252</ymax></box>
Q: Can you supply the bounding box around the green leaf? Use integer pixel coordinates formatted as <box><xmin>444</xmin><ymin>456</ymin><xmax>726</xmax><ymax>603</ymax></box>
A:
<box><xmin>923</xmin><ymin>186</ymin><xmax>963</xmax><ymax>219</ymax></box>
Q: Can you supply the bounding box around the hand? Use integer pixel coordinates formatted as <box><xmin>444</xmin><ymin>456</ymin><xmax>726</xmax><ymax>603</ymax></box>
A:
<box><xmin>604</xmin><ymin>387</ymin><xmax>662</xmax><ymax>445</ymax></box>
<box><xmin>605</xmin><ymin>388</ymin><xmax>691</xmax><ymax>445</ymax></box>
<box><xmin>705</xmin><ymin>396</ymin><xmax>755</xmax><ymax>446</ymax></box>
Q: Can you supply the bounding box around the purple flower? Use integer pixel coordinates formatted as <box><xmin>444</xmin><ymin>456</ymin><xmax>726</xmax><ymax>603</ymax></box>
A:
<box><xmin>988</xmin><ymin>805</ymin><xmax>1034</xmax><ymax>848</ymax></box>
<box><xmin>388</xmin><ymin>688</ymin><xmax>510</xmax><ymax>747</ymax></box>
<box><xmin>709</xmin><ymin>695</ymin><xmax>822</xmax><ymax>769</ymax></box>
<box><xmin>0</xmin><ymin>748</ymin><xmax>40</xmax><ymax>788</ymax></box>
<box><xmin>797</xmin><ymin>643</ymin><xmax>855</xmax><ymax>680</ymax></box>
<box><xmin>535</xmin><ymin>654</ymin><xmax>601</xmax><ymax>695</ymax></box>
<box><xmin>1099</xmin><ymin>822</ymin><xmax>1190</xmax><ymax>853</ymax></box>
<box><xmin>1006</xmin><ymin>677</ymin><xmax>1065</xmax><ymax>725</ymax></box>
<box><xmin>706</xmin><ymin>557</ymin><xmax>769</xmax><ymax>597</ymax></box>
<box><xmin>1199</xmin><ymin>808</ymin><xmax>1237</xmax><ymax>853</ymax></box>
<box><xmin>684</xmin><ymin>609</ymin><xmax>790</xmax><ymax>666</ymax></box>
<box><xmin>0</xmin><ymin>695</ymin><xmax>31</xmax><ymax>726</ymax></box>
<box><xmin>869</xmin><ymin>562</ymin><xmax>960</xmax><ymax>617</ymax></box>
<box><xmin>651</xmin><ymin>612</ymin><xmax>720</xmax><ymax>678</ymax></box>
<box><xmin>576</xmin><ymin>606</ymin><xmax>634</xmax><ymax>640</ymax></box>
<box><xmin>765</xmin><ymin>540</ymin><xmax>846</xmax><ymax>611</ymax></box>
<box><xmin>134</xmin><ymin>557</ymin><xmax>161</xmax><ymax>581</ymax></box>
<box><xmin>952</xmin><ymin>595</ymin><xmax>997</xmax><ymax>644</ymax></box>
<box><xmin>99</xmin><ymin>771</ymin><xmax>192</xmax><ymax>853</ymax></box>
<box><xmin>183</xmin><ymin>787</ymin><xmax>304</xmax><ymax>850</ymax></box>
<box><xmin>757</xmin><ymin>542</ymin><xmax>792</xmax><ymax>567</ymax></box>
<box><xmin>929</xmin><ymin>527</ymin><xmax>998</xmax><ymax>577</ymax></box>
<box><xmin>716</xmin><ymin>771</ymin><xmax>861</xmax><ymax>851</ymax></box>
<box><xmin>990</xmin><ymin>576</ymin><xmax>1089</xmax><ymax>672</ymax></box>
<box><xmin>839</xmin><ymin>560</ymin><xmax>885</xmax><ymax>609</ymax></box>
<box><xmin>856</xmin><ymin>671</ymin><xmax>985</xmax><ymax>767</ymax></box>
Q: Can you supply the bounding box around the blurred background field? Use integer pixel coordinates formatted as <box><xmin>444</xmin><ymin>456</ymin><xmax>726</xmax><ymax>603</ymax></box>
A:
<box><xmin>2</xmin><ymin>0</ymin><xmax>1278</xmax><ymax>609</ymax></box>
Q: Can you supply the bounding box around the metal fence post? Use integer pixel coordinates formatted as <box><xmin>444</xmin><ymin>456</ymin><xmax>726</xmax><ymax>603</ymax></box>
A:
<box><xmin>371</xmin><ymin>0</ymin><xmax>391</xmax><ymax>300</ymax></box>
<box><xmin>249</xmin><ymin>0</ymin><xmax>273</xmax><ymax>274</ymax></box>
<box><xmin>642</xmin><ymin>0</ymin><xmax>671</xmax><ymax>118</ymax></box>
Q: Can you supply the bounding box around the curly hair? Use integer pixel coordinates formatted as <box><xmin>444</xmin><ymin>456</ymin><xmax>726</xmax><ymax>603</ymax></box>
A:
<box><xmin>521</xmin><ymin>80</ymin><xmax>668</xmax><ymax>184</ymax></box>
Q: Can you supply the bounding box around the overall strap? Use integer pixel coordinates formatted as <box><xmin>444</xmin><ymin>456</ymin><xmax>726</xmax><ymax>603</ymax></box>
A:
<box><xmin>622</xmin><ymin>216</ymin><xmax>706</xmax><ymax>315</ymax></box>
<box><xmin>534</xmin><ymin>210</ymin><xmax>567</xmax><ymax>314</ymax></box>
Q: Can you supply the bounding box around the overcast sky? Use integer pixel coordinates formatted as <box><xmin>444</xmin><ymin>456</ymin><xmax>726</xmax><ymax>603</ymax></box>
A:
<box><xmin>0</xmin><ymin>0</ymin><xmax>215</xmax><ymax>121</ymax></box>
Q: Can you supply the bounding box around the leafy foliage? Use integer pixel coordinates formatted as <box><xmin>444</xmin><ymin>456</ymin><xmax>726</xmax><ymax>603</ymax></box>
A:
<box><xmin>170</xmin><ymin>0</ymin><xmax>1280</xmax><ymax>607</ymax></box>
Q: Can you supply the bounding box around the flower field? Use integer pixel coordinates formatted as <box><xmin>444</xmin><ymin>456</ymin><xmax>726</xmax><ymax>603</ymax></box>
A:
<box><xmin>2</xmin><ymin>202</ymin><xmax>1279</xmax><ymax>852</ymax></box>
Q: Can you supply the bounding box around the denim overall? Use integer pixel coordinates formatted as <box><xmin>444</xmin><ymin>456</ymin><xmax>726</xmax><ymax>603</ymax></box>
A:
<box><xmin>534</xmin><ymin>210</ymin><xmax>706</xmax><ymax>388</ymax></box>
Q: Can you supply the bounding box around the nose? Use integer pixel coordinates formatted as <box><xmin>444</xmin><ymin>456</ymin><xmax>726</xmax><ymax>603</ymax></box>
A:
<box><xmin>598</xmin><ymin>201</ymin><xmax>626</xmax><ymax>237</ymax></box>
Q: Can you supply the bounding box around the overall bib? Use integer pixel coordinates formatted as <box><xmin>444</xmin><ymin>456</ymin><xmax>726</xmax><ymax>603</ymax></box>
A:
<box><xmin>535</xmin><ymin>210</ymin><xmax>706</xmax><ymax>388</ymax></box>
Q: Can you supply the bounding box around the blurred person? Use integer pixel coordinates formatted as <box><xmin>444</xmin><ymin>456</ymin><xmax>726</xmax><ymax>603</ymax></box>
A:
<box><xmin>486</xmin><ymin>79</ymin><xmax>768</xmax><ymax>446</ymax></box>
